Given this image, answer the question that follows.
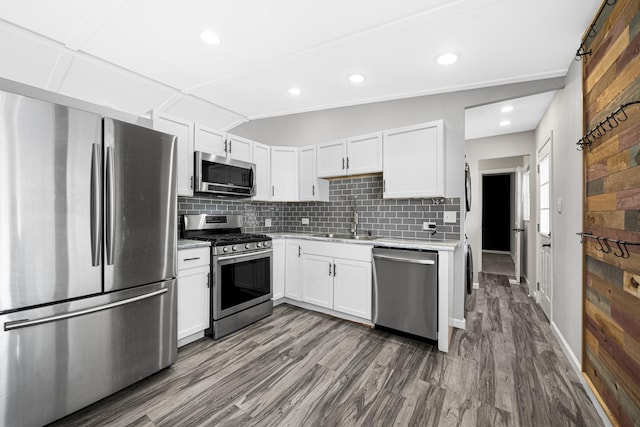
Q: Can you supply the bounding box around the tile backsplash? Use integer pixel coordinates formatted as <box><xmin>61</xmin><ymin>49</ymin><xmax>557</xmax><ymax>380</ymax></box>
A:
<box><xmin>178</xmin><ymin>175</ymin><xmax>460</xmax><ymax>240</ymax></box>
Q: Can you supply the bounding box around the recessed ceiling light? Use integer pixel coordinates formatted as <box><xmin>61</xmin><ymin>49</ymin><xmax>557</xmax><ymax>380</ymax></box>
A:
<box><xmin>499</xmin><ymin>120</ymin><xmax>511</xmax><ymax>127</ymax></box>
<box><xmin>200</xmin><ymin>31</ymin><xmax>220</xmax><ymax>45</ymax></box>
<box><xmin>437</xmin><ymin>52</ymin><xmax>458</xmax><ymax>65</ymax></box>
<box><xmin>349</xmin><ymin>74</ymin><xmax>365</xmax><ymax>84</ymax></box>
<box><xmin>500</xmin><ymin>105</ymin><xmax>514</xmax><ymax>113</ymax></box>
<box><xmin>288</xmin><ymin>87</ymin><xmax>301</xmax><ymax>96</ymax></box>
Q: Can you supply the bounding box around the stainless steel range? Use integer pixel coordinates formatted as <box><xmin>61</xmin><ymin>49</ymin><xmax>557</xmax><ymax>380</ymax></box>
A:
<box><xmin>183</xmin><ymin>214</ymin><xmax>272</xmax><ymax>339</ymax></box>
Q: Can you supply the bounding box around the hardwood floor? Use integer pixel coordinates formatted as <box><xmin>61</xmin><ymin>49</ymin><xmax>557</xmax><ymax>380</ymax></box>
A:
<box><xmin>50</xmin><ymin>272</ymin><xmax>603</xmax><ymax>426</ymax></box>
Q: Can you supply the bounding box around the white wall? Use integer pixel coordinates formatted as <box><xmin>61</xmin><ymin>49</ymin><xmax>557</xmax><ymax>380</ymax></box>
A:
<box><xmin>535</xmin><ymin>59</ymin><xmax>583</xmax><ymax>363</ymax></box>
<box><xmin>465</xmin><ymin>132</ymin><xmax>537</xmax><ymax>286</ymax></box>
<box><xmin>232</xmin><ymin>79</ymin><xmax>565</xmax><ymax>324</ymax></box>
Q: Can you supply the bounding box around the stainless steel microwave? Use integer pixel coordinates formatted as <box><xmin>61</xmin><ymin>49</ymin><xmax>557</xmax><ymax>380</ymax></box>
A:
<box><xmin>194</xmin><ymin>151</ymin><xmax>256</xmax><ymax>198</ymax></box>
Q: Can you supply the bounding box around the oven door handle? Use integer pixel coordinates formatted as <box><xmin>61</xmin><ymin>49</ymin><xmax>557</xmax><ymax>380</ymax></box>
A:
<box><xmin>216</xmin><ymin>249</ymin><xmax>273</xmax><ymax>261</ymax></box>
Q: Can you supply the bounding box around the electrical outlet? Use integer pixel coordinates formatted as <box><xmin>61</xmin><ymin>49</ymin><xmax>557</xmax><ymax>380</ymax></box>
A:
<box><xmin>444</xmin><ymin>211</ymin><xmax>457</xmax><ymax>223</ymax></box>
<box><xmin>265</xmin><ymin>218</ymin><xmax>272</xmax><ymax>227</ymax></box>
<box><xmin>302</xmin><ymin>218</ymin><xmax>310</xmax><ymax>225</ymax></box>
<box><xmin>422</xmin><ymin>222</ymin><xmax>436</xmax><ymax>231</ymax></box>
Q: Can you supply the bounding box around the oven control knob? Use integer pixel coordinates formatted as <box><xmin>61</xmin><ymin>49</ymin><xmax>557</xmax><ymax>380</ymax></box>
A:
<box><xmin>245</xmin><ymin>243</ymin><xmax>251</xmax><ymax>250</ymax></box>
<box><xmin>232</xmin><ymin>245</ymin><xmax>238</xmax><ymax>252</ymax></box>
<box><xmin>264</xmin><ymin>241</ymin><xmax>271</xmax><ymax>248</ymax></box>
<box><xmin>223</xmin><ymin>246</ymin><xmax>230</xmax><ymax>253</ymax></box>
<box><xmin>256</xmin><ymin>242</ymin><xmax>262</xmax><ymax>248</ymax></box>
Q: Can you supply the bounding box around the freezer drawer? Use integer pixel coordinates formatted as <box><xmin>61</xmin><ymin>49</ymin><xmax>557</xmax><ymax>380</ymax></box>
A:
<box><xmin>0</xmin><ymin>280</ymin><xmax>177</xmax><ymax>427</ymax></box>
<box><xmin>372</xmin><ymin>248</ymin><xmax>438</xmax><ymax>340</ymax></box>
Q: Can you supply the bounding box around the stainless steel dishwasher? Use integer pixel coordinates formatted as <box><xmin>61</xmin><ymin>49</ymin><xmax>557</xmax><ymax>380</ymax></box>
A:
<box><xmin>372</xmin><ymin>247</ymin><xmax>438</xmax><ymax>340</ymax></box>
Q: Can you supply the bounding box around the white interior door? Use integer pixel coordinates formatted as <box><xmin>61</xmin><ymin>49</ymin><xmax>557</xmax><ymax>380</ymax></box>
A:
<box><xmin>513</xmin><ymin>166</ymin><xmax>523</xmax><ymax>282</ymax></box>
<box><xmin>537</xmin><ymin>138</ymin><xmax>552</xmax><ymax>319</ymax></box>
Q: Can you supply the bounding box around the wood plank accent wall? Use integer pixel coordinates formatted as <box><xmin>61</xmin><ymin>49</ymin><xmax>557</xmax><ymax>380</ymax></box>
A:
<box><xmin>582</xmin><ymin>1</ymin><xmax>640</xmax><ymax>426</ymax></box>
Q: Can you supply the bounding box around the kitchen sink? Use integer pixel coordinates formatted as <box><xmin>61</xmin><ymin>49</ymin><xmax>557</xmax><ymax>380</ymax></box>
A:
<box><xmin>313</xmin><ymin>233</ymin><xmax>378</xmax><ymax>241</ymax></box>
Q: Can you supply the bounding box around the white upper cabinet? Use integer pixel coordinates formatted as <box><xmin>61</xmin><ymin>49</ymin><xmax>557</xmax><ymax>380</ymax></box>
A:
<box><xmin>194</xmin><ymin>124</ymin><xmax>226</xmax><ymax>157</ymax></box>
<box><xmin>193</xmin><ymin>127</ymin><xmax>253</xmax><ymax>163</ymax></box>
<box><xmin>317</xmin><ymin>139</ymin><xmax>346</xmax><ymax>178</ymax></box>
<box><xmin>226</xmin><ymin>134</ymin><xmax>253</xmax><ymax>163</ymax></box>
<box><xmin>382</xmin><ymin>120</ymin><xmax>445</xmax><ymax>199</ymax></box>
<box><xmin>345</xmin><ymin>132</ymin><xmax>383</xmax><ymax>175</ymax></box>
<box><xmin>271</xmin><ymin>147</ymin><xmax>299</xmax><ymax>201</ymax></box>
<box><xmin>252</xmin><ymin>142</ymin><xmax>272</xmax><ymax>201</ymax></box>
<box><xmin>299</xmin><ymin>145</ymin><xmax>329</xmax><ymax>202</ymax></box>
<box><xmin>316</xmin><ymin>132</ymin><xmax>382</xmax><ymax>178</ymax></box>
<box><xmin>152</xmin><ymin>112</ymin><xmax>194</xmax><ymax>197</ymax></box>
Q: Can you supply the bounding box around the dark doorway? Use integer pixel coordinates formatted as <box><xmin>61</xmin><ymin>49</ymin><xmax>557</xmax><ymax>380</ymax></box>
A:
<box><xmin>482</xmin><ymin>174</ymin><xmax>511</xmax><ymax>251</ymax></box>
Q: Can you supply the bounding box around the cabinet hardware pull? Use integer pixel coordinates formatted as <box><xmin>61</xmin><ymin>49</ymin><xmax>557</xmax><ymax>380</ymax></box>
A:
<box><xmin>333</xmin><ymin>263</ymin><xmax>336</xmax><ymax>277</ymax></box>
<box><xmin>183</xmin><ymin>257</ymin><xmax>200</xmax><ymax>261</ymax></box>
<box><xmin>206</xmin><ymin>272</ymin><xmax>210</xmax><ymax>288</ymax></box>
<box><xmin>346</xmin><ymin>157</ymin><xmax>350</xmax><ymax>169</ymax></box>
<box><xmin>329</xmin><ymin>263</ymin><xmax>332</xmax><ymax>275</ymax></box>
<box><xmin>229</xmin><ymin>141</ymin><xmax>232</xmax><ymax>153</ymax></box>
<box><xmin>272</xmin><ymin>186</ymin><xmax>275</xmax><ymax>196</ymax></box>
<box><xmin>298</xmin><ymin>246</ymin><xmax>301</xmax><ymax>257</ymax></box>
<box><xmin>312</xmin><ymin>185</ymin><xmax>315</xmax><ymax>196</ymax></box>
<box><xmin>190</xmin><ymin>175</ymin><xmax>193</xmax><ymax>189</ymax></box>
<box><xmin>383</xmin><ymin>179</ymin><xmax>386</xmax><ymax>192</ymax></box>
<box><xmin>342</xmin><ymin>158</ymin><xmax>345</xmax><ymax>170</ymax></box>
<box><xmin>224</xmin><ymin>140</ymin><xmax>228</xmax><ymax>153</ymax></box>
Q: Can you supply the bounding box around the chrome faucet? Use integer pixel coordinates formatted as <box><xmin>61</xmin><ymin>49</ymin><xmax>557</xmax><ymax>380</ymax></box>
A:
<box><xmin>350</xmin><ymin>196</ymin><xmax>359</xmax><ymax>237</ymax></box>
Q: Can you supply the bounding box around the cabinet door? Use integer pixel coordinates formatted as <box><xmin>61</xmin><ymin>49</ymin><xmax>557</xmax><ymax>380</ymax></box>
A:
<box><xmin>177</xmin><ymin>265</ymin><xmax>210</xmax><ymax>340</ymax></box>
<box><xmin>252</xmin><ymin>142</ymin><xmax>271</xmax><ymax>201</ymax></box>
<box><xmin>271</xmin><ymin>147</ymin><xmax>299</xmax><ymax>201</ymax></box>
<box><xmin>272</xmin><ymin>239</ymin><xmax>285</xmax><ymax>300</ymax></box>
<box><xmin>383</xmin><ymin>120</ymin><xmax>444</xmax><ymax>198</ymax></box>
<box><xmin>194</xmin><ymin>124</ymin><xmax>227</xmax><ymax>157</ymax></box>
<box><xmin>152</xmin><ymin>112</ymin><xmax>194</xmax><ymax>197</ymax></box>
<box><xmin>317</xmin><ymin>140</ymin><xmax>346</xmax><ymax>178</ymax></box>
<box><xmin>301</xmin><ymin>254</ymin><xmax>334</xmax><ymax>309</ymax></box>
<box><xmin>333</xmin><ymin>259</ymin><xmax>371</xmax><ymax>320</ymax></box>
<box><xmin>346</xmin><ymin>132</ymin><xmax>382</xmax><ymax>175</ymax></box>
<box><xmin>285</xmin><ymin>241</ymin><xmax>302</xmax><ymax>300</ymax></box>
<box><xmin>226</xmin><ymin>134</ymin><xmax>253</xmax><ymax>163</ymax></box>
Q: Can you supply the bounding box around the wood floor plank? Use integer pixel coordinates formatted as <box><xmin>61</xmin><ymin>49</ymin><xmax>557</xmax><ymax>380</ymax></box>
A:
<box><xmin>51</xmin><ymin>274</ymin><xmax>604</xmax><ymax>427</ymax></box>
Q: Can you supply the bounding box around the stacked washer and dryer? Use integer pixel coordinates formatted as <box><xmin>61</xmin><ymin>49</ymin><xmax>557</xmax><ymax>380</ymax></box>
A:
<box><xmin>465</xmin><ymin>163</ymin><xmax>474</xmax><ymax>300</ymax></box>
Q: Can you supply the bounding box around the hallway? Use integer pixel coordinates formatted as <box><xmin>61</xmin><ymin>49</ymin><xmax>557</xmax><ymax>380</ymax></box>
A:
<box><xmin>482</xmin><ymin>252</ymin><xmax>516</xmax><ymax>278</ymax></box>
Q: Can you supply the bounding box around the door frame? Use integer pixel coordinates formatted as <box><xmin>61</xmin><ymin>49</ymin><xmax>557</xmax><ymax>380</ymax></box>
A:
<box><xmin>536</xmin><ymin>133</ymin><xmax>553</xmax><ymax>319</ymax></box>
<box><xmin>513</xmin><ymin>166</ymin><xmax>524</xmax><ymax>284</ymax></box>
<box><xmin>479</xmin><ymin>167</ymin><xmax>518</xmax><ymax>277</ymax></box>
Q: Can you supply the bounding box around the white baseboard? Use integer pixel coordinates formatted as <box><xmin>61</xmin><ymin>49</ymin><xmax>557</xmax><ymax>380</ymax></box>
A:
<box><xmin>451</xmin><ymin>317</ymin><xmax>466</xmax><ymax>330</ymax></box>
<box><xmin>276</xmin><ymin>297</ymin><xmax>373</xmax><ymax>326</ymax></box>
<box><xmin>550</xmin><ymin>322</ymin><xmax>612</xmax><ymax>427</ymax></box>
<box><xmin>473</xmin><ymin>282</ymin><xmax>480</xmax><ymax>289</ymax></box>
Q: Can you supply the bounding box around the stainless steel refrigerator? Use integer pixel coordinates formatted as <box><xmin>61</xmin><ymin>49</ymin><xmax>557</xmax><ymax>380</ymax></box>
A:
<box><xmin>0</xmin><ymin>90</ymin><xmax>178</xmax><ymax>427</ymax></box>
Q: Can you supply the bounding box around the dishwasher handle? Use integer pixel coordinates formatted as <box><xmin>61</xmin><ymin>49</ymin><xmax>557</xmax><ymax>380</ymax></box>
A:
<box><xmin>373</xmin><ymin>253</ymin><xmax>435</xmax><ymax>265</ymax></box>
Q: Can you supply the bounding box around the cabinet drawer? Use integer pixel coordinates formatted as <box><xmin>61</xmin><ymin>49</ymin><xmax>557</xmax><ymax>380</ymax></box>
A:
<box><xmin>302</xmin><ymin>241</ymin><xmax>372</xmax><ymax>262</ymax></box>
<box><xmin>178</xmin><ymin>247</ymin><xmax>210</xmax><ymax>270</ymax></box>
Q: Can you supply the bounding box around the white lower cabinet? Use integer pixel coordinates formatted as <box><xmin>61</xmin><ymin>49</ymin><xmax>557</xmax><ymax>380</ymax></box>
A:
<box><xmin>299</xmin><ymin>241</ymin><xmax>372</xmax><ymax>321</ymax></box>
<box><xmin>284</xmin><ymin>240</ymin><xmax>302</xmax><ymax>300</ymax></box>
<box><xmin>332</xmin><ymin>258</ymin><xmax>372</xmax><ymax>319</ymax></box>
<box><xmin>177</xmin><ymin>247</ymin><xmax>210</xmax><ymax>346</ymax></box>
<box><xmin>301</xmin><ymin>254</ymin><xmax>334</xmax><ymax>308</ymax></box>
<box><xmin>272</xmin><ymin>239</ymin><xmax>285</xmax><ymax>300</ymax></box>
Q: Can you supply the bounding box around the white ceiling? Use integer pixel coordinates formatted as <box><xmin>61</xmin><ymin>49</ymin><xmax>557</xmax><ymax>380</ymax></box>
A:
<box><xmin>0</xmin><ymin>1</ymin><xmax>599</xmax><ymax>130</ymax></box>
<box><xmin>465</xmin><ymin>91</ymin><xmax>557</xmax><ymax>140</ymax></box>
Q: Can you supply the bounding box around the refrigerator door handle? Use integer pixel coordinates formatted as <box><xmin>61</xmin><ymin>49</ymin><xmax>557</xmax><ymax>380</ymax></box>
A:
<box><xmin>106</xmin><ymin>146</ymin><xmax>116</xmax><ymax>265</ymax></box>
<box><xmin>90</xmin><ymin>143</ymin><xmax>102</xmax><ymax>267</ymax></box>
<box><xmin>4</xmin><ymin>288</ymin><xmax>168</xmax><ymax>331</ymax></box>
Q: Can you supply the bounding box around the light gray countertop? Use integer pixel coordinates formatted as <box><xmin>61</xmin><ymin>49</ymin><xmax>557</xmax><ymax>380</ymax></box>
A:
<box><xmin>177</xmin><ymin>239</ymin><xmax>211</xmax><ymax>250</ymax></box>
<box><xmin>266</xmin><ymin>232</ymin><xmax>460</xmax><ymax>252</ymax></box>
